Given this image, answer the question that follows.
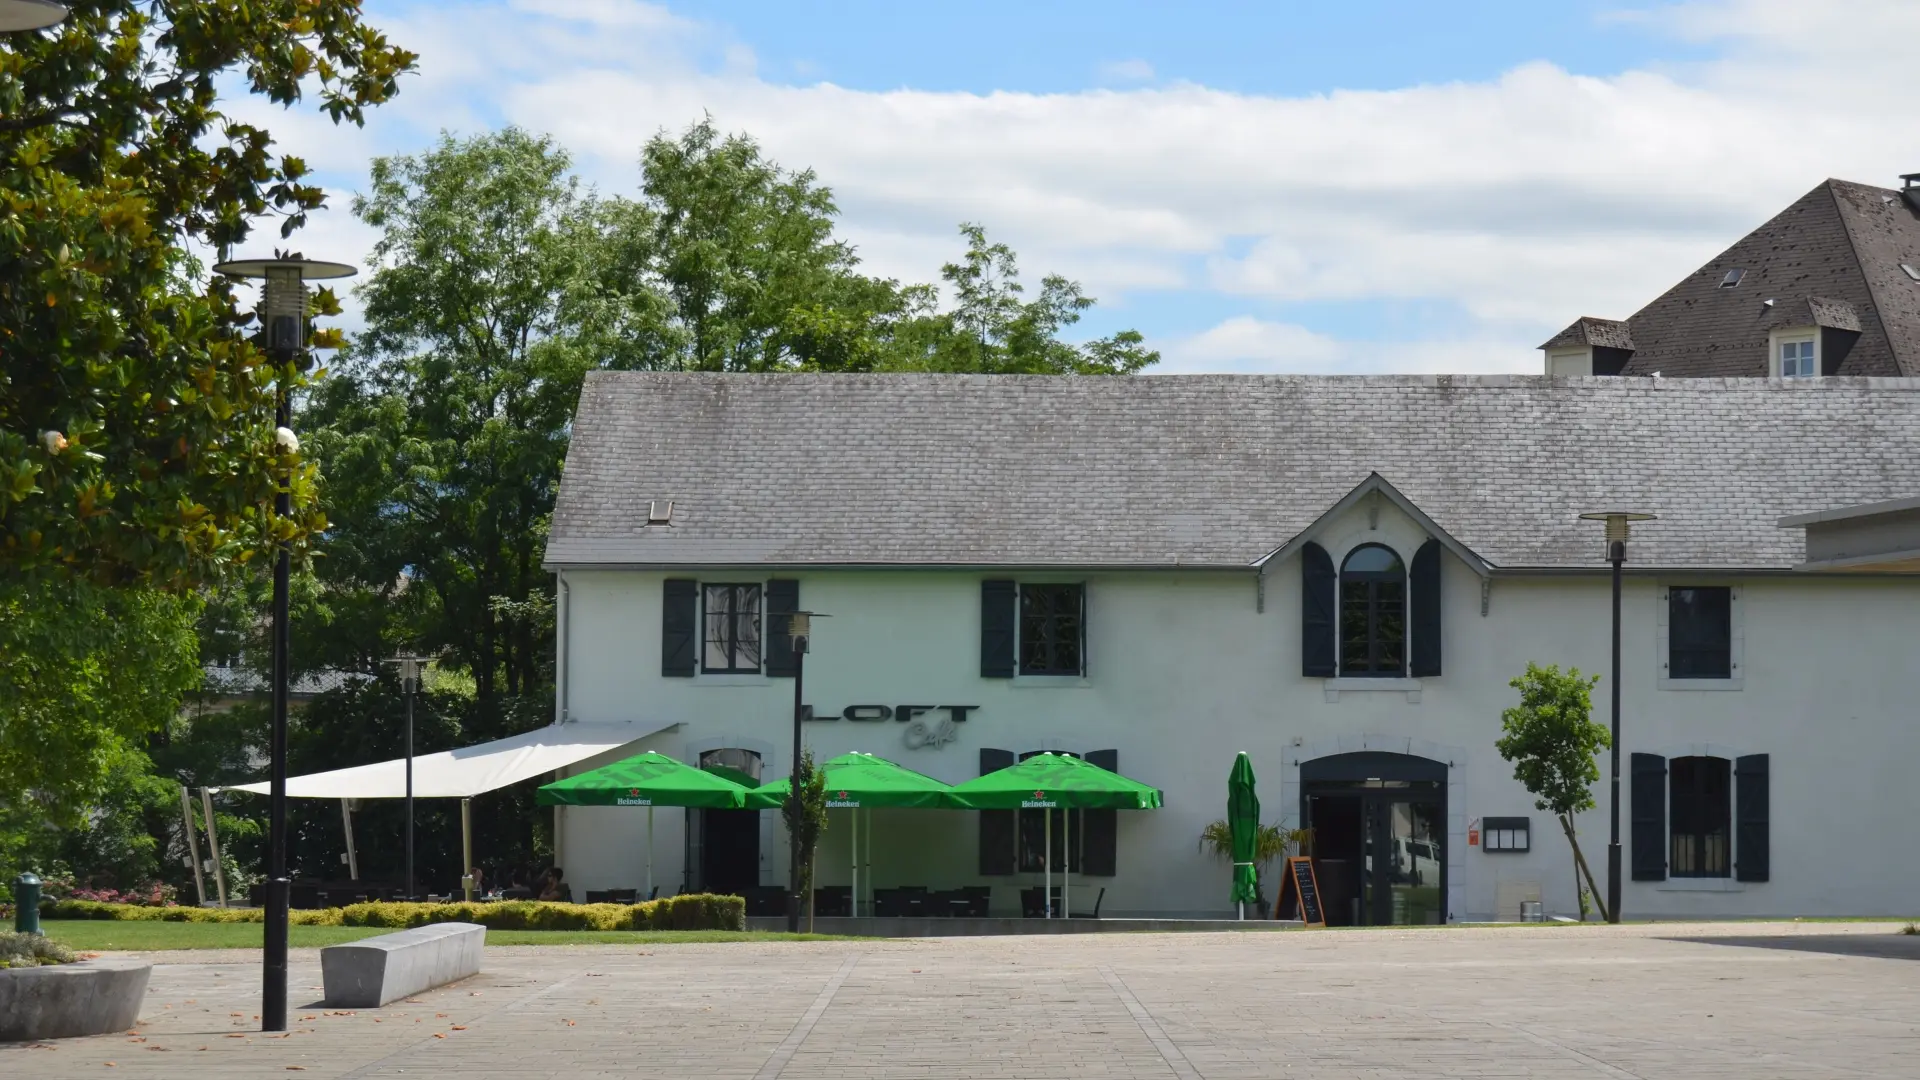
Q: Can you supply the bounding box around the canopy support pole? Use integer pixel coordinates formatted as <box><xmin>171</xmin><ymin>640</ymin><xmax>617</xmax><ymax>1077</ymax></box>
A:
<box><xmin>850</xmin><ymin>807</ymin><xmax>857</xmax><ymax>915</ymax></box>
<box><xmin>461</xmin><ymin>797</ymin><xmax>474</xmax><ymax>902</ymax></box>
<box><xmin>341</xmin><ymin>799</ymin><xmax>359</xmax><ymax>881</ymax></box>
<box><xmin>1044</xmin><ymin>809</ymin><xmax>1052</xmax><ymax>919</ymax></box>
<box><xmin>1064</xmin><ymin>810</ymin><xmax>1071</xmax><ymax>919</ymax></box>
<box><xmin>181</xmin><ymin>785</ymin><xmax>207</xmax><ymax>906</ymax></box>
<box><xmin>646</xmin><ymin>805</ymin><xmax>655</xmax><ymax>900</ymax></box>
<box><xmin>200</xmin><ymin>787</ymin><xmax>229</xmax><ymax>907</ymax></box>
<box><xmin>863</xmin><ymin>808</ymin><xmax>872</xmax><ymax>917</ymax></box>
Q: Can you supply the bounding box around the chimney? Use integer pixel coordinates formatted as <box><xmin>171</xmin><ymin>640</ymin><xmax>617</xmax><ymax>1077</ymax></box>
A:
<box><xmin>1902</xmin><ymin>173</ymin><xmax>1920</xmax><ymax>214</ymax></box>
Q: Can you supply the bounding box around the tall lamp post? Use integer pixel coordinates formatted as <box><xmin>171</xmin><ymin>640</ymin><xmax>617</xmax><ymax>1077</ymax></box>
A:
<box><xmin>0</xmin><ymin>0</ymin><xmax>67</xmax><ymax>32</ymax></box>
<box><xmin>784</xmin><ymin>610</ymin><xmax>824</xmax><ymax>934</ymax></box>
<box><xmin>215</xmin><ymin>255</ymin><xmax>355</xmax><ymax>1033</ymax></box>
<box><xmin>386</xmin><ymin>652</ymin><xmax>429</xmax><ymax>901</ymax></box>
<box><xmin>1578</xmin><ymin>510</ymin><xmax>1656</xmax><ymax>925</ymax></box>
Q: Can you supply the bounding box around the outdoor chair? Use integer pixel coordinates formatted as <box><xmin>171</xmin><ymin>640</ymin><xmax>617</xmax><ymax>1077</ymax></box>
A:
<box><xmin>1070</xmin><ymin>887</ymin><xmax>1105</xmax><ymax>919</ymax></box>
<box><xmin>584</xmin><ymin>890</ymin><xmax>612</xmax><ymax>904</ymax></box>
<box><xmin>289</xmin><ymin>885</ymin><xmax>323</xmax><ymax>910</ymax></box>
<box><xmin>1019</xmin><ymin>886</ymin><xmax>1064</xmax><ymax>918</ymax></box>
<box><xmin>608</xmin><ymin>888</ymin><xmax>638</xmax><ymax>903</ymax></box>
<box><xmin>961</xmin><ymin>886</ymin><xmax>991</xmax><ymax>917</ymax></box>
<box><xmin>872</xmin><ymin>888</ymin><xmax>905</xmax><ymax>918</ymax></box>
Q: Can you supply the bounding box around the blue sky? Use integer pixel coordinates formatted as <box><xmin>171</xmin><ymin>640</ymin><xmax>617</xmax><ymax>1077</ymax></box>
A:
<box><xmin>666</xmin><ymin>1</ymin><xmax>1698</xmax><ymax>95</ymax></box>
<box><xmin>257</xmin><ymin>0</ymin><xmax>1917</xmax><ymax>373</ymax></box>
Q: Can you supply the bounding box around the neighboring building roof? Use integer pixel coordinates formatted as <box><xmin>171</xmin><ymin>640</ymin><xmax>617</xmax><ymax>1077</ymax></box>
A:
<box><xmin>547</xmin><ymin>372</ymin><xmax>1920</xmax><ymax>572</ymax></box>
<box><xmin>1613</xmin><ymin>179</ymin><xmax>1920</xmax><ymax>377</ymax></box>
<box><xmin>204</xmin><ymin>665</ymin><xmax>368</xmax><ymax>698</ymax></box>
<box><xmin>1538</xmin><ymin>317</ymin><xmax>1635</xmax><ymax>352</ymax></box>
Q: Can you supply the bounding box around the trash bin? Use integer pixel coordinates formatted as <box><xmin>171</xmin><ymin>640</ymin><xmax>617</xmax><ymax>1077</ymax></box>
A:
<box><xmin>1519</xmin><ymin>899</ymin><xmax>1543</xmax><ymax>923</ymax></box>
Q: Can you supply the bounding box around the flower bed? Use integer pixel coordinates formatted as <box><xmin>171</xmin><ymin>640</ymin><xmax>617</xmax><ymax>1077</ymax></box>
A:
<box><xmin>41</xmin><ymin>893</ymin><xmax>746</xmax><ymax>932</ymax></box>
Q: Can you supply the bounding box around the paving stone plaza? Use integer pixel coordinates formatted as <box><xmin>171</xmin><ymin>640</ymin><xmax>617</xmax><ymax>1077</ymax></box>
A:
<box><xmin>7</xmin><ymin>922</ymin><xmax>1918</xmax><ymax>1079</ymax></box>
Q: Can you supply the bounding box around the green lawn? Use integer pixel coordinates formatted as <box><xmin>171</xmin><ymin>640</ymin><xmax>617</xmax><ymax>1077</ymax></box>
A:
<box><xmin>39</xmin><ymin>920</ymin><xmax>857</xmax><ymax>951</ymax></box>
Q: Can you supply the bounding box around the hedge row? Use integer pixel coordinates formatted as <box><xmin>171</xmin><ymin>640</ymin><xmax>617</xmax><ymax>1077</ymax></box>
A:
<box><xmin>40</xmin><ymin>893</ymin><xmax>746</xmax><ymax>932</ymax></box>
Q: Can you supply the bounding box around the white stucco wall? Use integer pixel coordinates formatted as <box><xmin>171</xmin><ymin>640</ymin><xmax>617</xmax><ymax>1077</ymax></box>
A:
<box><xmin>554</xmin><ymin>499</ymin><xmax>1920</xmax><ymax>919</ymax></box>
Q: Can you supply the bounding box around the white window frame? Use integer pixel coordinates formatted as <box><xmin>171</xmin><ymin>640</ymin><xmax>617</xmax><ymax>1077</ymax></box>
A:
<box><xmin>1768</xmin><ymin>327</ymin><xmax>1819</xmax><ymax>379</ymax></box>
<box><xmin>1655</xmin><ymin>582</ymin><xmax>1744</xmax><ymax>691</ymax></box>
<box><xmin>696</xmin><ymin>581</ymin><xmax>766</xmax><ymax>682</ymax></box>
<box><xmin>1546</xmin><ymin>346</ymin><xmax>1592</xmax><ymax>377</ymax></box>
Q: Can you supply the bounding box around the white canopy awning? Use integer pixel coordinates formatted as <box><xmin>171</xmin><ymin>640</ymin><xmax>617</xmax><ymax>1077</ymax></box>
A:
<box><xmin>223</xmin><ymin>721</ymin><xmax>673</xmax><ymax>799</ymax></box>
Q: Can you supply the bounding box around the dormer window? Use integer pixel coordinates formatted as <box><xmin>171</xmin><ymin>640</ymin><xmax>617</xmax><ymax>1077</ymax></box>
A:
<box><xmin>1718</xmin><ymin>268</ymin><xmax>1745</xmax><ymax>289</ymax></box>
<box><xmin>1546</xmin><ymin>347</ymin><xmax>1592</xmax><ymax>377</ymax></box>
<box><xmin>1771</xmin><ymin>329</ymin><xmax>1818</xmax><ymax>378</ymax></box>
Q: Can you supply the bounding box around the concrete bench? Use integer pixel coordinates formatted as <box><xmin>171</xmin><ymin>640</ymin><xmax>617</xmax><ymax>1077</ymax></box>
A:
<box><xmin>321</xmin><ymin>922</ymin><xmax>485</xmax><ymax>1007</ymax></box>
<box><xmin>0</xmin><ymin>958</ymin><xmax>152</xmax><ymax>1042</ymax></box>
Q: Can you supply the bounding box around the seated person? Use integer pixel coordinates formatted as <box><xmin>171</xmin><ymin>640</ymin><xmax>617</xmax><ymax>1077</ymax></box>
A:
<box><xmin>537</xmin><ymin>866</ymin><xmax>568</xmax><ymax>902</ymax></box>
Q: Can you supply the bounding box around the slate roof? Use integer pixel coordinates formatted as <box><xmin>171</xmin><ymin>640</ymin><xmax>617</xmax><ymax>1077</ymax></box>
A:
<box><xmin>1539</xmin><ymin>317</ymin><xmax>1635</xmax><ymax>351</ymax></box>
<box><xmin>1615</xmin><ymin>179</ymin><xmax>1920</xmax><ymax>377</ymax></box>
<box><xmin>546</xmin><ymin>373</ymin><xmax>1920</xmax><ymax>573</ymax></box>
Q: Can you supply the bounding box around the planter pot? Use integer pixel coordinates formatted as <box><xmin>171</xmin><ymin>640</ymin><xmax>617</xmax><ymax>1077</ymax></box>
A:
<box><xmin>0</xmin><ymin>957</ymin><xmax>152</xmax><ymax>1042</ymax></box>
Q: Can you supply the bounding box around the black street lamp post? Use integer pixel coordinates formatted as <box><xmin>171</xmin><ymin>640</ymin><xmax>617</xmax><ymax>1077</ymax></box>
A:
<box><xmin>1580</xmin><ymin>510</ymin><xmax>1655</xmax><ymax>925</ymax></box>
<box><xmin>215</xmin><ymin>256</ymin><xmax>355</xmax><ymax>1033</ymax></box>
<box><xmin>785</xmin><ymin>611</ymin><xmax>813</xmax><ymax>934</ymax></box>
<box><xmin>387</xmin><ymin>653</ymin><xmax>428</xmax><ymax>901</ymax></box>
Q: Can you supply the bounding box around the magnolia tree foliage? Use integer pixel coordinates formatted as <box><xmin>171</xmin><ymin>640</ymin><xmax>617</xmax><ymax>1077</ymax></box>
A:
<box><xmin>1495</xmin><ymin>661</ymin><xmax>1611</xmax><ymax>920</ymax></box>
<box><xmin>0</xmin><ymin>0</ymin><xmax>414</xmax><ymax>587</ymax></box>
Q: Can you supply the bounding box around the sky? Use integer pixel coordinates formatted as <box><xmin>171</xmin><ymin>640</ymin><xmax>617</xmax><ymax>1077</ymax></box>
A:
<box><xmin>239</xmin><ymin>0</ymin><xmax>1920</xmax><ymax>374</ymax></box>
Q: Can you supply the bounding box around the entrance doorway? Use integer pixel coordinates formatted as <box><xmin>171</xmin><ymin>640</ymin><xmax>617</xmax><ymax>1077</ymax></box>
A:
<box><xmin>1301</xmin><ymin>752</ymin><xmax>1446</xmax><ymax>926</ymax></box>
<box><xmin>687</xmin><ymin>749</ymin><xmax>762</xmax><ymax>894</ymax></box>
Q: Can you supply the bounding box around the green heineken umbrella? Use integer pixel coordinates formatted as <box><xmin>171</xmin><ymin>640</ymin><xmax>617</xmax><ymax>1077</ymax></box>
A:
<box><xmin>948</xmin><ymin>753</ymin><xmax>1162</xmax><ymax>918</ymax></box>
<box><xmin>1228</xmin><ymin>751</ymin><xmax>1260</xmax><ymax>919</ymax></box>
<box><xmin>747</xmin><ymin>752</ymin><xmax>958</xmax><ymax>915</ymax></box>
<box><xmin>537</xmin><ymin>752</ymin><xmax>751</xmax><ymax>898</ymax></box>
<box><xmin>743</xmin><ymin>752</ymin><xmax>956</xmax><ymax>809</ymax></box>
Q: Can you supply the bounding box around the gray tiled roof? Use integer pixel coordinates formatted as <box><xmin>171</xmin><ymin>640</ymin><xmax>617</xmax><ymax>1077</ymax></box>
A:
<box><xmin>1617</xmin><ymin>180</ymin><xmax>1920</xmax><ymax>377</ymax></box>
<box><xmin>1539</xmin><ymin>317</ymin><xmax>1635</xmax><ymax>351</ymax></box>
<box><xmin>546</xmin><ymin>373</ymin><xmax>1920</xmax><ymax>572</ymax></box>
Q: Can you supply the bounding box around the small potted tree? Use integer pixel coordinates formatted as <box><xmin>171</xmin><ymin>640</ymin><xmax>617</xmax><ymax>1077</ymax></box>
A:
<box><xmin>1199</xmin><ymin>820</ymin><xmax>1310</xmax><ymax>915</ymax></box>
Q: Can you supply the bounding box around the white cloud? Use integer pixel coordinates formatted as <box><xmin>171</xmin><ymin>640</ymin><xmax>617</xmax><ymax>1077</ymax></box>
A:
<box><xmin>1162</xmin><ymin>317</ymin><xmax>1538</xmax><ymax>376</ymax></box>
<box><xmin>244</xmin><ymin>0</ymin><xmax>1920</xmax><ymax>373</ymax></box>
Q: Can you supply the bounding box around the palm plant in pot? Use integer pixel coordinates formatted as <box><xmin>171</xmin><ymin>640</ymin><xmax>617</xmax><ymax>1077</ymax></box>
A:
<box><xmin>1199</xmin><ymin>820</ymin><xmax>1311</xmax><ymax>914</ymax></box>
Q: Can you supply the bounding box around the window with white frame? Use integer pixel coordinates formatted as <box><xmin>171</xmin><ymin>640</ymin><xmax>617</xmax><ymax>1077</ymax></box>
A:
<box><xmin>1775</xmin><ymin>333</ymin><xmax>1817</xmax><ymax>378</ymax></box>
<box><xmin>702</xmin><ymin>583</ymin><xmax>763</xmax><ymax>674</ymax></box>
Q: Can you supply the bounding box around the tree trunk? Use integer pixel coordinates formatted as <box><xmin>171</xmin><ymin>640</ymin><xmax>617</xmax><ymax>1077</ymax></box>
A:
<box><xmin>1558</xmin><ymin>814</ymin><xmax>1610</xmax><ymax>923</ymax></box>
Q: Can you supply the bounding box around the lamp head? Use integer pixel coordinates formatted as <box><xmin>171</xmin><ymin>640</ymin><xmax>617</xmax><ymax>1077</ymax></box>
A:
<box><xmin>1579</xmin><ymin>511</ymin><xmax>1657</xmax><ymax>544</ymax></box>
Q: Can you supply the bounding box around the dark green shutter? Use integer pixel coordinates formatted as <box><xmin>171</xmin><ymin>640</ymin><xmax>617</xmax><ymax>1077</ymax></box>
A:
<box><xmin>765</xmin><ymin>579</ymin><xmax>799</xmax><ymax>678</ymax></box>
<box><xmin>1409</xmin><ymin>538</ymin><xmax>1442</xmax><ymax>677</ymax></box>
<box><xmin>1081</xmin><ymin>749</ymin><xmax>1119</xmax><ymax>877</ymax></box>
<box><xmin>978</xmin><ymin>748</ymin><xmax>1016</xmax><ymax>875</ymax></box>
<box><xmin>1736</xmin><ymin>754</ymin><xmax>1770</xmax><ymax>882</ymax></box>
<box><xmin>662</xmin><ymin>579</ymin><xmax>698</xmax><ymax>677</ymax></box>
<box><xmin>981</xmin><ymin>580</ymin><xmax>1016</xmax><ymax>678</ymax></box>
<box><xmin>1301</xmin><ymin>542</ymin><xmax>1336</xmax><ymax>677</ymax></box>
<box><xmin>1631</xmin><ymin>753</ymin><xmax>1667</xmax><ymax>881</ymax></box>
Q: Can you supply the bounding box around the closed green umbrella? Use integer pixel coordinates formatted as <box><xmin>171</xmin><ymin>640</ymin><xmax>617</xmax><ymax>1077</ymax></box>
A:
<box><xmin>1228</xmin><ymin>751</ymin><xmax>1260</xmax><ymax>919</ymax></box>
<box><xmin>949</xmin><ymin>753</ymin><xmax>1162</xmax><ymax>918</ymax></box>
<box><xmin>746</xmin><ymin>752</ymin><xmax>958</xmax><ymax>915</ymax></box>
<box><xmin>537</xmin><ymin>752</ymin><xmax>751</xmax><ymax>899</ymax></box>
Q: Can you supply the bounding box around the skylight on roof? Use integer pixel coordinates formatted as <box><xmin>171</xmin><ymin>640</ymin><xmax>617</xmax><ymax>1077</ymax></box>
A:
<box><xmin>1903</xmin><ymin>263</ymin><xmax>1920</xmax><ymax>282</ymax></box>
<box><xmin>1718</xmin><ymin>268</ymin><xmax>1745</xmax><ymax>288</ymax></box>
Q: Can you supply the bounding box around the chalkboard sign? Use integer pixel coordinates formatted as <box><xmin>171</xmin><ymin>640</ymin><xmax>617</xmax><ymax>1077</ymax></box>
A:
<box><xmin>1274</xmin><ymin>856</ymin><xmax>1326</xmax><ymax>927</ymax></box>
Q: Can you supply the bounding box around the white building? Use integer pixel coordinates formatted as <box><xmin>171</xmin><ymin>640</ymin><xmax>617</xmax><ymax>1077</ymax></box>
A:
<box><xmin>544</xmin><ymin>373</ymin><xmax>1920</xmax><ymax>922</ymax></box>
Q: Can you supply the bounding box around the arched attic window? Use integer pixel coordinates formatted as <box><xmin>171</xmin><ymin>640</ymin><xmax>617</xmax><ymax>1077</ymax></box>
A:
<box><xmin>1340</xmin><ymin>544</ymin><xmax>1406</xmax><ymax>676</ymax></box>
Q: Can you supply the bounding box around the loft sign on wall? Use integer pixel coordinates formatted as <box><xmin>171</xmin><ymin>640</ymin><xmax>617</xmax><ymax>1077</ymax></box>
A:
<box><xmin>805</xmin><ymin>704</ymin><xmax>978</xmax><ymax>751</ymax></box>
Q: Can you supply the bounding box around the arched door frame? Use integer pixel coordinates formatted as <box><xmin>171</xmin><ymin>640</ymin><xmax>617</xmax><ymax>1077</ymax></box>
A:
<box><xmin>1283</xmin><ymin>736</ymin><xmax>1466</xmax><ymax>923</ymax></box>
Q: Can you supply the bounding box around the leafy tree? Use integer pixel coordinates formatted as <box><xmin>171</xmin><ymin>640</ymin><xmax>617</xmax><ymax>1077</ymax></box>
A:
<box><xmin>780</xmin><ymin>748</ymin><xmax>829</xmax><ymax>931</ymax></box>
<box><xmin>1</xmin><ymin>0</ymin><xmax>414</xmax><ymax>588</ymax></box>
<box><xmin>638</xmin><ymin>119</ymin><xmax>905</xmax><ymax>372</ymax></box>
<box><xmin>309</xmin><ymin>129</ymin><xmax>627</xmax><ymax>697</ymax></box>
<box><xmin>0</xmin><ymin>577</ymin><xmax>201</xmax><ymax>881</ymax></box>
<box><xmin>1495</xmin><ymin>662</ymin><xmax>1611</xmax><ymax>921</ymax></box>
<box><xmin>880</xmin><ymin>224</ymin><xmax>1159</xmax><ymax>374</ymax></box>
